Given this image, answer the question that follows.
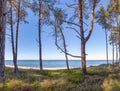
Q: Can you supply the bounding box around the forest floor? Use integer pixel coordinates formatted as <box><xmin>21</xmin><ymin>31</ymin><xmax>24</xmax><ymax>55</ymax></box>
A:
<box><xmin>0</xmin><ymin>64</ymin><xmax>120</xmax><ymax>91</ymax></box>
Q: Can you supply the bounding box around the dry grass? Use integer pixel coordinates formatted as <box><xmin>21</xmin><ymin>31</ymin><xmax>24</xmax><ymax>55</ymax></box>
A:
<box><xmin>0</xmin><ymin>64</ymin><xmax>120</xmax><ymax>91</ymax></box>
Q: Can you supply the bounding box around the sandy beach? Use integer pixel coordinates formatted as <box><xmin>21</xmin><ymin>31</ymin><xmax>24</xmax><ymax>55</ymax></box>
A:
<box><xmin>5</xmin><ymin>65</ymin><xmax>80</xmax><ymax>70</ymax></box>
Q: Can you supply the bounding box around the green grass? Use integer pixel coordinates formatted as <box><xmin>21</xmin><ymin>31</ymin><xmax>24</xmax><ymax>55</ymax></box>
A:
<box><xmin>0</xmin><ymin>64</ymin><xmax>120</xmax><ymax>91</ymax></box>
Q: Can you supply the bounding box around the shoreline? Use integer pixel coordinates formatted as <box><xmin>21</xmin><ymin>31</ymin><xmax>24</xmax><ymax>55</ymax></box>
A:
<box><xmin>5</xmin><ymin>65</ymin><xmax>80</xmax><ymax>70</ymax></box>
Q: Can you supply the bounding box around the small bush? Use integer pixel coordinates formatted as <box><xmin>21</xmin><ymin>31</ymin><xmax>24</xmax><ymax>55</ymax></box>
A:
<box><xmin>40</xmin><ymin>79</ymin><xmax>52</xmax><ymax>88</ymax></box>
<box><xmin>22</xmin><ymin>84</ymin><xmax>34</xmax><ymax>91</ymax></box>
<box><xmin>67</xmin><ymin>74</ymin><xmax>83</xmax><ymax>83</ymax></box>
<box><xmin>103</xmin><ymin>78</ymin><xmax>120</xmax><ymax>91</ymax></box>
<box><xmin>6</xmin><ymin>79</ymin><xmax>23</xmax><ymax>91</ymax></box>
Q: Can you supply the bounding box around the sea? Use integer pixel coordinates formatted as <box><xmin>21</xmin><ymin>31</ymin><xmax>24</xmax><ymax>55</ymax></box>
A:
<box><xmin>5</xmin><ymin>60</ymin><xmax>112</xmax><ymax>69</ymax></box>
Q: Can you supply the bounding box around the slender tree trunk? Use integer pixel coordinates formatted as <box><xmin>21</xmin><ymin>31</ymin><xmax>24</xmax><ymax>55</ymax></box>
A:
<box><xmin>14</xmin><ymin>0</ymin><xmax>21</xmax><ymax>73</ymax></box>
<box><xmin>0</xmin><ymin>0</ymin><xmax>6</xmax><ymax>81</ymax></box>
<box><xmin>119</xmin><ymin>43</ymin><xmax>120</xmax><ymax>65</ymax></box>
<box><xmin>105</xmin><ymin>29</ymin><xmax>109</xmax><ymax>64</ymax></box>
<box><xmin>38</xmin><ymin>0</ymin><xmax>42</xmax><ymax>70</ymax></box>
<box><xmin>116</xmin><ymin>16</ymin><xmax>120</xmax><ymax>66</ymax></box>
<box><xmin>116</xmin><ymin>14</ymin><xmax>120</xmax><ymax>65</ymax></box>
<box><xmin>60</xmin><ymin>28</ymin><xmax>69</xmax><ymax>70</ymax></box>
<box><xmin>79</xmin><ymin>0</ymin><xmax>87</xmax><ymax>75</ymax></box>
<box><xmin>9</xmin><ymin>0</ymin><xmax>18</xmax><ymax>73</ymax></box>
<box><xmin>54</xmin><ymin>16</ymin><xmax>69</xmax><ymax>70</ymax></box>
<box><xmin>112</xmin><ymin>43</ymin><xmax>115</xmax><ymax>66</ymax></box>
<box><xmin>119</xmin><ymin>37</ymin><xmax>120</xmax><ymax>66</ymax></box>
<box><xmin>81</xmin><ymin>42</ymin><xmax>86</xmax><ymax>75</ymax></box>
<box><xmin>116</xmin><ymin>44</ymin><xmax>118</xmax><ymax>63</ymax></box>
<box><xmin>117</xmin><ymin>27</ymin><xmax>120</xmax><ymax>66</ymax></box>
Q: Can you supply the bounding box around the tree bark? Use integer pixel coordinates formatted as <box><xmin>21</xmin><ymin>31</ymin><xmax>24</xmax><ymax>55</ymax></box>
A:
<box><xmin>119</xmin><ymin>39</ymin><xmax>120</xmax><ymax>66</ymax></box>
<box><xmin>78</xmin><ymin>0</ymin><xmax>96</xmax><ymax>75</ymax></box>
<box><xmin>78</xmin><ymin>0</ymin><xmax>87</xmax><ymax>75</ymax></box>
<box><xmin>13</xmin><ymin>0</ymin><xmax>21</xmax><ymax>73</ymax></box>
<box><xmin>60</xmin><ymin>28</ymin><xmax>69</xmax><ymax>70</ymax></box>
<box><xmin>116</xmin><ymin>16</ymin><xmax>120</xmax><ymax>66</ymax></box>
<box><xmin>38</xmin><ymin>0</ymin><xmax>43</xmax><ymax>70</ymax></box>
<box><xmin>0</xmin><ymin>0</ymin><xmax>6</xmax><ymax>81</ymax></box>
<box><xmin>119</xmin><ymin>43</ymin><xmax>120</xmax><ymax>65</ymax></box>
<box><xmin>112</xmin><ymin>43</ymin><xmax>115</xmax><ymax>66</ymax></box>
<box><xmin>116</xmin><ymin>14</ymin><xmax>120</xmax><ymax>65</ymax></box>
<box><xmin>118</xmin><ymin>30</ymin><xmax>120</xmax><ymax>66</ymax></box>
<box><xmin>116</xmin><ymin>44</ymin><xmax>118</xmax><ymax>63</ymax></box>
<box><xmin>105</xmin><ymin>29</ymin><xmax>109</xmax><ymax>64</ymax></box>
<box><xmin>81</xmin><ymin>42</ymin><xmax>86</xmax><ymax>75</ymax></box>
<box><xmin>9</xmin><ymin>0</ymin><xmax>18</xmax><ymax>73</ymax></box>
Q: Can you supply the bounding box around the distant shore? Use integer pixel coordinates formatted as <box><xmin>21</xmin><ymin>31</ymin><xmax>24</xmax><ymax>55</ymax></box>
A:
<box><xmin>5</xmin><ymin>65</ymin><xmax>80</xmax><ymax>70</ymax></box>
<box><xmin>5</xmin><ymin>60</ymin><xmax>110</xmax><ymax>70</ymax></box>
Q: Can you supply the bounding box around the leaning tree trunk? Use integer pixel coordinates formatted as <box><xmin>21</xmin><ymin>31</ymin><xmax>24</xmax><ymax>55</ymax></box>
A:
<box><xmin>60</xmin><ymin>28</ymin><xmax>69</xmax><ymax>70</ymax></box>
<box><xmin>0</xmin><ymin>0</ymin><xmax>6</xmax><ymax>81</ymax></box>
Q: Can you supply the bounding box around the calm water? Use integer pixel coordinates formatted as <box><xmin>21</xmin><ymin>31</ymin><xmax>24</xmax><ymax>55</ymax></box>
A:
<box><xmin>5</xmin><ymin>60</ymin><xmax>112</xmax><ymax>68</ymax></box>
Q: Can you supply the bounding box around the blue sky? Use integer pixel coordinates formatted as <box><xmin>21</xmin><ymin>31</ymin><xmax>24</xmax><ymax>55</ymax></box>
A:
<box><xmin>5</xmin><ymin>0</ymin><xmax>113</xmax><ymax>60</ymax></box>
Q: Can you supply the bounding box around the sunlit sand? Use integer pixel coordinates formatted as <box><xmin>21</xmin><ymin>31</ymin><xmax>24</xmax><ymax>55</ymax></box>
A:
<box><xmin>5</xmin><ymin>65</ymin><xmax>80</xmax><ymax>70</ymax></box>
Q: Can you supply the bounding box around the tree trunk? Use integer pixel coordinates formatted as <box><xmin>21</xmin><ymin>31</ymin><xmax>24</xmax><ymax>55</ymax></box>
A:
<box><xmin>81</xmin><ymin>42</ymin><xmax>87</xmax><ymax>75</ymax></box>
<box><xmin>112</xmin><ymin>43</ymin><xmax>115</xmax><ymax>66</ymax></box>
<box><xmin>78</xmin><ymin>0</ymin><xmax>87</xmax><ymax>75</ymax></box>
<box><xmin>60</xmin><ymin>28</ymin><xmax>69</xmax><ymax>70</ymax></box>
<box><xmin>13</xmin><ymin>55</ymin><xmax>19</xmax><ymax>73</ymax></box>
<box><xmin>119</xmin><ymin>43</ymin><xmax>120</xmax><ymax>65</ymax></box>
<box><xmin>13</xmin><ymin>0</ymin><xmax>21</xmax><ymax>73</ymax></box>
<box><xmin>117</xmin><ymin>24</ymin><xmax>120</xmax><ymax>66</ymax></box>
<box><xmin>78</xmin><ymin>0</ymin><xmax>96</xmax><ymax>75</ymax></box>
<box><xmin>118</xmin><ymin>31</ymin><xmax>120</xmax><ymax>65</ymax></box>
<box><xmin>119</xmin><ymin>40</ymin><xmax>120</xmax><ymax>66</ymax></box>
<box><xmin>38</xmin><ymin>0</ymin><xmax>43</xmax><ymax>70</ymax></box>
<box><xmin>117</xmin><ymin>17</ymin><xmax>120</xmax><ymax>66</ymax></box>
<box><xmin>9</xmin><ymin>0</ymin><xmax>19</xmax><ymax>73</ymax></box>
<box><xmin>116</xmin><ymin>44</ymin><xmax>118</xmax><ymax>63</ymax></box>
<box><xmin>105</xmin><ymin>29</ymin><xmax>109</xmax><ymax>64</ymax></box>
<box><xmin>0</xmin><ymin>0</ymin><xmax>6</xmax><ymax>81</ymax></box>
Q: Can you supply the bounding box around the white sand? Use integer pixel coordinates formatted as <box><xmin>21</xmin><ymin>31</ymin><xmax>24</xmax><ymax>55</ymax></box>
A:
<box><xmin>5</xmin><ymin>65</ymin><xmax>80</xmax><ymax>70</ymax></box>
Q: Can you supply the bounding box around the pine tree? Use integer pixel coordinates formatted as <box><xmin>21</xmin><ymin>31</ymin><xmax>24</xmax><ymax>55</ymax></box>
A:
<box><xmin>0</xmin><ymin>0</ymin><xmax>6</xmax><ymax>81</ymax></box>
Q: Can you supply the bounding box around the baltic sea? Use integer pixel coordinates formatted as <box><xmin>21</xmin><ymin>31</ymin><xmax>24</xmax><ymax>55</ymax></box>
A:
<box><xmin>5</xmin><ymin>60</ymin><xmax>112</xmax><ymax>69</ymax></box>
